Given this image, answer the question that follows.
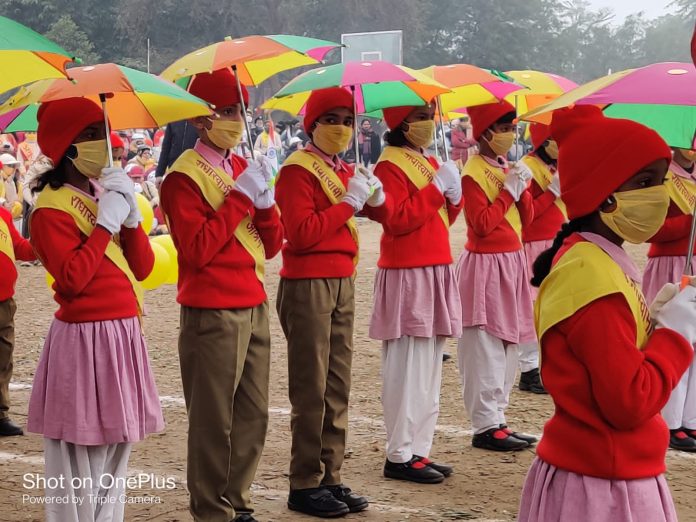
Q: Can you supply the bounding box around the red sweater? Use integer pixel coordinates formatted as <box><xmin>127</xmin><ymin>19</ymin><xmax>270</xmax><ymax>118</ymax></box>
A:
<box><xmin>31</xmin><ymin>209</ymin><xmax>154</xmax><ymax>322</ymax></box>
<box><xmin>462</xmin><ymin>175</ymin><xmax>533</xmax><ymax>253</ymax></box>
<box><xmin>374</xmin><ymin>155</ymin><xmax>463</xmax><ymax>268</ymax></box>
<box><xmin>522</xmin><ymin>179</ymin><xmax>565</xmax><ymax>243</ymax></box>
<box><xmin>647</xmin><ymin>200</ymin><xmax>694</xmax><ymax>257</ymax></box>
<box><xmin>160</xmin><ymin>154</ymin><xmax>283</xmax><ymax>309</ymax></box>
<box><xmin>0</xmin><ymin>207</ymin><xmax>35</xmax><ymax>301</ymax></box>
<box><xmin>537</xmin><ymin>239</ymin><xmax>693</xmax><ymax>479</ymax></box>
<box><xmin>276</xmin><ymin>159</ymin><xmax>391</xmax><ymax>278</ymax></box>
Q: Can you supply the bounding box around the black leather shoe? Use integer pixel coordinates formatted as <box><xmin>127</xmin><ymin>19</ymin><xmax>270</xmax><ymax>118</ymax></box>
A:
<box><xmin>472</xmin><ymin>427</ymin><xmax>529</xmax><ymax>451</ymax></box>
<box><xmin>288</xmin><ymin>487</ymin><xmax>349</xmax><ymax>518</ymax></box>
<box><xmin>499</xmin><ymin>424</ymin><xmax>538</xmax><ymax>445</ymax></box>
<box><xmin>685</xmin><ymin>428</ymin><xmax>696</xmax><ymax>440</ymax></box>
<box><xmin>325</xmin><ymin>484</ymin><xmax>368</xmax><ymax>513</ymax></box>
<box><xmin>0</xmin><ymin>417</ymin><xmax>23</xmax><ymax>436</ymax></box>
<box><xmin>670</xmin><ymin>429</ymin><xmax>696</xmax><ymax>452</ymax></box>
<box><xmin>234</xmin><ymin>514</ymin><xmax>258</xmax><ymax>522</ymax></box>
<box><xmin>384</xmin><ymin>456</ymin><xmax>445</xmax><ymax>484</ymax></box>
<box><xmin>519</xmin><ymin>368</ymin><xmax>547</xmax><ymax>394</ymax></box>
<box><xmin>414</xmin><ymin>455</ymin><xmax>453</xmax><ymax>477</ymax></box>
<box><xmin>442</xmin><ymin>352</ymin><xmax>452</xmax><ymax>362</ymax></box>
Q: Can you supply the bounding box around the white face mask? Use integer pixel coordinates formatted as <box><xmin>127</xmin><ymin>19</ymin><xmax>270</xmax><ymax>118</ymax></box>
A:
<box><xmin>134</xmin><ymin>183</ymin><xmax>143</xmax><ymax>193</ymax></box>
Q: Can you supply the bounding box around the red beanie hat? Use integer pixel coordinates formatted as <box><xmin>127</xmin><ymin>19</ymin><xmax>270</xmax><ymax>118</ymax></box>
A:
<box><xmin>383</xmin><ymin>106</ymin><xmax>417</xmax><ymax>130</ymax></box>
<box><xmin>303</xmin><ymin>87</ymin><xmax>354</xmax><ymax>133</ymax></box>
<box><xmin>110</xmin><ymin>131</ymin><xmax>124</xmax><ymax>149</ymax></box>
<box><xmin>188</xmin><ymin>68</ymin><xmax>249</xmax><ymax>109</ymax></box>
<box><xmin>468</xmin><ymin>100</ymin><xmax>516</xmax><ymax>140</ymax></box>
<box><xmin>37</xmin><ymin>97</ymin><xmax>106</xmax><ymax>166</ymax></box>
<box><xmin>551</xmin><ymin>105</ymin><xmax>672</xmax><ymax>220</ymax></box>
<box><xmin>529</xmin><ymin>123</ymin><xmax>552</xmax><ymax>151</ymax></box>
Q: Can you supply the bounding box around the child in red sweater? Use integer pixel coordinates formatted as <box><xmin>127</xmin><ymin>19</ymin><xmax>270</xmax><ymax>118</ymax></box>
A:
<box><xmin>370</xmin><ymin>103</ymin><xmax>463</xmax><ymax>484</ymax></box>
<box><xmin>27</xmin><ymin>97</ymin><xmax>163</xmax><ymax>521</ymax></box>
<box><xmin>275</xmin><ymin>87</ymin><xmax>390</xmax><ymax>518</ymax></box>
<box><xmin>520</xmin><ymin>106</ymin><xmax>695</xmax><ymax>521</ymax></box>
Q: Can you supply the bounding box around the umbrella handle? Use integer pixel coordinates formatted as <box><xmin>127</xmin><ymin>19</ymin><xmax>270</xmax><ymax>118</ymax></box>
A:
<box><xmin>437</xmin><ymin>96</ymin><xmax>449</xmax><ymax>162</ymax></box>
<box><xmin>351</xmin><ymin>85</ymin><xmax>360</xmax><ymax>166</ymax></box>
<box><xmin>100</xmin><ymin>93</ymin><xmax>114</xmax><ymax>169</ymax></box>
<box><xmin>232</xmin><ymin>65</ymin><xmax>255</xmax><ymax>161</ymax></box>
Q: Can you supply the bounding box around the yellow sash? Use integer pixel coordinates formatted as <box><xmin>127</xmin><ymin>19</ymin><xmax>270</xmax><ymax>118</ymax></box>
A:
<box><xmin>0</xmin><ymin>217</ymin><xmax>15</xmax><ymax>262</ymax></box>
<box><xmin>33</xmin><ymin>186</ymin><xmax>144</xmax><ymax>311</ymax></box>
<box><xmin>462</xmin><ymin>154</ymin><xmax>522</xmax><ymax>238</ymax></box>
<box><xmin>166</xmin><ymin>149</ymin><xmax>266</xmax><ymax>282</ymax></box>
<box><xmin>282</xmin><ymin>150</ymin><xmax>360</xmax><ymax>268</ymax></box>
<box><xmin>665</xmin><ymin>170</ymin><xmax>696</xmax><ymax>215</ymax></box>
<box><xmin>535</xmin><ymin>240</ymin><xmax>651</xmax><ymax>349</ymax></box>
<box><xmin>378</xmin><ymin>146</ymin><xmax>449</xmax><ymax>229</ymax></box>
<box><xmin>522</xmin><ymin>154</ymin><xmax>567</xmax><ymax>216</ymax></box>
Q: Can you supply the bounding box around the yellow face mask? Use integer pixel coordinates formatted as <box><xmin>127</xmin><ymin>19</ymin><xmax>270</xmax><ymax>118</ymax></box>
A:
<box><xmin>404</xmin><ymin>120</ymin><xmax>435</xmax><ymax>148</ymax></box>
<box><xmin>312</xmin><ymin>123</ymin><xmax>353</xmax><ymax>155</ymax></box>
<box><xmin>545</xmin><ymin>140</ymin><xmax>559</xmax><ymax>160</ymax></box>
<box><xmin>206</xmin><ymin>118</ymin><xmax>244</xmax><ymax>150</ymax></box>
<box><xmin>484</xmin><ymin>130</ymin><xmax>515</xmax><ymax>156</ymax></box>
<box><xmin>70</xmin><ymin>139</ymin><xmax>109</xmax><ymax>179</ymax></box>
<box><xmin>599</xmin><ymin>185</ymin><xmax>669</xmax><ymax>244</ymax></box>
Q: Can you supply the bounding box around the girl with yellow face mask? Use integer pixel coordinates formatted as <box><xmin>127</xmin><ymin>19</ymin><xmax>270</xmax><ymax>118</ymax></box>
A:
<box><xmin>520</xmin><ymin>105</ymin><xmax>696</xmax><ymax>522</ymax></box>
<box><xmin>369</xmin><ymin>103</ymin><xmax>463</xmax><ymax>485</ymax></box>
<box><xmin>643</xmin><ymin>146</ymin><xmax>696</xmax><ymax>452</ymax></box>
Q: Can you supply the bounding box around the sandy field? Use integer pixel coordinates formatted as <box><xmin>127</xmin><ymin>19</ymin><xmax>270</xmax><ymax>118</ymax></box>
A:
<box><xmin>1</xmin><ymin>218</ymin><xmax>695</xmax><ymax>521</ymax></box>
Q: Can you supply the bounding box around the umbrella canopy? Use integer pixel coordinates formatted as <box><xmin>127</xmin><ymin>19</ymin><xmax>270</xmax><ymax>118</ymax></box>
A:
<box><xmin>265</xmin><ymin>61</ymin><xmax>449</xmax><ymax>114</ymax></box>
<box><xmin>504</xmin><ymin>70</ymin><xmax>578</xmax><ymax>115</ymax></box>
<box><xmin>0</xmin><ymin>63</ymin><xmax>212</xmax><ymax>131</ymax></box>
<box><xmin>521</xmin><ymin>62</ymin><xmax>696</xmax><ymax>149</ymax></box>
<box><xmin>161</xmin><ymin>34</ymin><xmax>342</xmax><ymax>86</ymax></box>
<box><xmin>0</xmin><ymin>15</ymin><xmax>74</xmax><ymax>93</ymax></box>
<box><xmin>420</xmin><ymin>64</ymin><xmax>523</xmax><ymax>113</ymax></box>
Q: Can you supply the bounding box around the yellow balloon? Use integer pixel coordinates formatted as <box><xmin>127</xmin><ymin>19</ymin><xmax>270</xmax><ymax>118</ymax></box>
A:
<box><xmin>136</xmin><ymin>193</ymin><xmax>154</xmax><ymax>235</ymax></box>
<box><xmin>45</xmin><ymin>271</ymin><xmax>55</xmax><ymax>291</ymax></box>
<box><xmin>151</xmin><ymin>234</ymin><xmax>178</xmax><ymax>285</ymax></box>
<box><xmin>141</xmin><ymin>242</ymin><xmax>171</xmax><ymax>290</ymax></box>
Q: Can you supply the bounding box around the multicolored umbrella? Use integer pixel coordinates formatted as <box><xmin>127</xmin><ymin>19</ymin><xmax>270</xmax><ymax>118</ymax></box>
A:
<box><xmin>504</xmin><ymin>70</ymin><xmax>578</xmax><ymax>115</ymax></box>
<box><xmin>0</xmin><ymin>15</ymin><xmax>75</xmax><ymax>93</ymax></box>
<box><xmin>521</xmin><ymin>62</ymin><xmax>696</xmax><ymax>149</ymax></box>
<box><xmin>0</xmin><ymin>63</ymin><xmax>212</xmax><ymax>132</ymax></box>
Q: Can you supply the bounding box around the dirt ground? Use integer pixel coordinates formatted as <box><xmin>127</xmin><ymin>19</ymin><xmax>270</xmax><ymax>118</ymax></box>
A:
<box><xmin>2</xmin><ymin>218</ymin><xmax>696</xmax><ymax>521</ymax></box>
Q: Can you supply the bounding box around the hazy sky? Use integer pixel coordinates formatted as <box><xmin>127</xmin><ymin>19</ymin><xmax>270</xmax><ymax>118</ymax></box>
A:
<box><xmin>587</xmin><ymin>0</ymin><xmax>675</xmax><ymax>21</ymax></box>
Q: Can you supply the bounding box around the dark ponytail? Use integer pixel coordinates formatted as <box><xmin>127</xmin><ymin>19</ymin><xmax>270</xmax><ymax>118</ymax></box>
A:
<box><xmin>384</xmin><ymin>128</ymin><xmax>408</xmax><ymax>147</ymax></box>
<box><xmin>531</xmin><ymin>215</ymin><xmax>593</xmax><ymax>287</ymax></box>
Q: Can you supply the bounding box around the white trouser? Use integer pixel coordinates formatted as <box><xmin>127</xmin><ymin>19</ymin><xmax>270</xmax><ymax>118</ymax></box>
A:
<box><xmin>663</xmin><ymin>358</ymin><xmax>696</xmax><ymax>430</ymax></box>
<box><xmin>517</xmin><ymin>342</ymin><xmax>539</xmax><ymax>373</ymax></box>
<box><xmin>458</xmin><ymin>327</ymin><xmax>519</xmax><ymax>434</ymax></box>
<box><xmin>43</xmin><ymin>438</ymin><xmax>132</xmax><ymax>522</ymax></box>
<box><xmin>382</xmin><ymin>335</ymin><xmax>445</xmax><ymax>463</ymax></box>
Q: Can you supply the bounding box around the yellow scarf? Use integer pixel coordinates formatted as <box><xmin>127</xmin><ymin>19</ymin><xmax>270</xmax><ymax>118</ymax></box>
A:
<box><xmin>282</xmin><ymin>150</ymin><xmax>359</xmax><ymax>268</ymax></box>
<box><xmin>665</xmin><ymin>169</ymin><xmax>696</xmax><ymax>215</ymax></box>
<box><xmin>33</xmin><ymin>185</ymin><xmax>144</xmax><ymax>311</ymax></box>
<box><xmin>0</xmin><ymin>217</ymin><xmax>15</xmax><ymax>262</ymax></box>
<box><xmin>462</xmin><ymin>154</ymin><xmax>522</xmax><ymax>238</ymax></box>
<box><xmin>535</xmin><ymin>240</ymin><xmax>651</xmax><ymax>349</ymax></box>
<box><xmin>522</xmin><ymin>154</ymin><xmax>567</xmax><ymax>216</ymax></box>
<box><xmin>378</xmin><ymin>146</ymin><xmax>449</xmax><ymax>229</ymax></box>
<box><xmin>166</xmin><ymin>149</ymin><xmax>266</xmax><ymax>282</ymax></box>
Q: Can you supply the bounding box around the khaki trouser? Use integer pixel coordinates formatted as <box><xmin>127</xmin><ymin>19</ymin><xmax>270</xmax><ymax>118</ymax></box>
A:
<box><xmin>179</xmin><ymin>303</ymin><xmax>270</xmax><ymax>522</ymax></box>
<box><xmin>277</xmin><ymin>277</ymin><xmax>355</xmax><ymax>490</ymax></box>
<box><xmin>0</xmin><ymin>298</ymin><xmax>17</xmax><ymax>420</ymax></box>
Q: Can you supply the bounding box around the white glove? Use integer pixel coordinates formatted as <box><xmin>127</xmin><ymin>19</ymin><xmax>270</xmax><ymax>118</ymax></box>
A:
<box><xmin>255</xmin><ymin>155</ymin><xmax>276</xmax><ymax>182</ymax></box>
<box><xmin>548</xmin><ymin>174</ymin><xmax>561</xmax><ymax>197</ymax></box>
<box><xmin>234</xmin><ymin>161</ymin><xmax>268</xmax><ymax>202</ymax></box>
<box><xmin>255</xmin><ymin>187</ymin><xmax>276</xmax><ymax>209</ymax></box>
<box><xmin>366</xmin><ymin>174</ymin><xmax>385</xmax><ymax>207</ymax></box>
<box><xmin>504</xmin><ymin>169</ymin><xmax>529</xmax><ymax>202</ymax></box>
<box><xmin>432</xmin><ymin>160</ymin><xmax>460</xmax><ymax>196</ymax></box>
<box><xmin>650</xmin><ymin>281</ymin><xmax>696</xmax><ymax>346</ymax></box>
<box><xmin>510</xmin><ymin>161</ymin><xmax>533</xmax><ymax>182</ymax></box>
<box><xmin>100</xmin><ymin>167</ymin><xmax>141</xmax><ymax>228</ymax></box>
<box><xmin>341</xmin><ymin>175</ymin><xmax>371</xmax><ymax>212</ymax></box>
<box><xmin>96</xmin><ymin>190</ymin><xmax>130</xmax><ymax>235</ymax></box>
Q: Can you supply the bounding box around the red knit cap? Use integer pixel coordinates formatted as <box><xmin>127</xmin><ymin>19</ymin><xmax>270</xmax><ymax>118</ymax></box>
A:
<box><xmin>188</xmin><ymin>68</ymin><xmax>249</xmax><ymax>109</ymax></box>
<box><xmin>110</xmin><ymin>131</ymin><xmax>124</xmax><ymax>149</ymax></box>
<box><xmin>529</xmin><ymin>123</ymin><xmax>552</xmax><ymax>150</ymax></box>
<box><xmin>551</xmin><ymin>105</ymin><xmax>672</xmax><ymax>220</ymax></box>
<box><xmin>303</xmin><ymin>87</ymin><xmax>354</xmax><ymax>133</ymax></box>
<box><xmin>37</xmin><ymin>97</ymin><xmax>106</xmax><ymax>166</ymax></box>
<box><xmin>383</xmin><ymin>106</ymin><xmax>416</xmax><ymax>130</ymax></box>
<box><xmin>468</xmin><ymin>100</ymin><xmax>516</xmax><ymax>140</ymax></box>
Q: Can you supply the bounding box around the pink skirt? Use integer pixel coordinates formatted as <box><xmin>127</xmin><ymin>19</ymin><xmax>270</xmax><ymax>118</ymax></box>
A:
<box><xmin>27</xmin><ymin>317</ymin><xmax>165</xmax><ymax>446</ymax></box>
<box><xmin>456</xmin><ymin>248</ymin><xmax>536</xmax><ymax>345</ymax></box>
<box><xmin>518</xmin><ymin>458</ymin><xmax>677</xmax><ymax>522</ymax></box>
<box><xmin>524</xmin><ymin>240</ymin><xmax>553</xmax><ymax>300</ymax></box>
<box><xmin>369</xmin><ymin>265</ymin><xmax>462</xmax><ymax>341</ymax></box>
<box><xmin>643</xmin><ymin>255</ymin><xmax>696</xmax><ymax>303</ymax></box>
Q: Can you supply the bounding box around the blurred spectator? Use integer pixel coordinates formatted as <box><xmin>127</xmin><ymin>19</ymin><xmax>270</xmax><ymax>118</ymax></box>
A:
<box><xmin>450</xmin><ymin>117</ymin><xmax>477</xmax><ymax>163</ymax></box>
<box><xmin>250</xmin><ymin>117</ymin><xmax>264</xmax><ymax>144</ymax></box>
<box><xmin>126</xmin><ymin>164</ymin><xmax>159</xmax><ymax>208</ymax></box>
<box><xmin>0</xmin><ymin>153</ymin><xmax>23</xmax><ymax>230</ymax></box>
<box><xmin>254</xmin><ymin>120</ymin><xmax>282</xmax><ymax>155</ymax></box>
<box><xmin>110</xmin><ymin>132</ymin><xmax>126</xmax><ymax>167</ymax></box>
<box><xmin>17</xmin><ymin>132</ymin><xmax>40</xmax><ymax>172</ymax></box>
<box><xmin>358</xmin><ymin>119</ymin><xmax>382</xmax><ymax>167</ymax></box>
